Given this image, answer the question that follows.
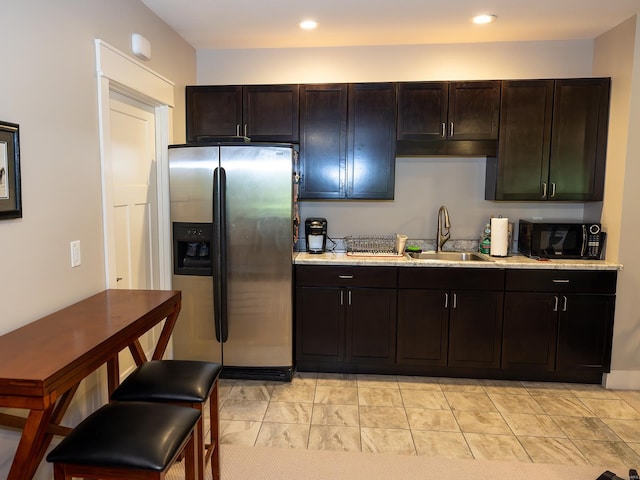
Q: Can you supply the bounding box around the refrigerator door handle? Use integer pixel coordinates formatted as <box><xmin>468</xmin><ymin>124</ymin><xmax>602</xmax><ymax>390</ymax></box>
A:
<box><xmin>213</xmin><ymin>166</ymin><xmax>229</xmax><ymax>343</ymax></box>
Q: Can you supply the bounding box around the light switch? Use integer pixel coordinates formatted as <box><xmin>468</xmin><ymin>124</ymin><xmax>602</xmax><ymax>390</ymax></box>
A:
<box><xmin>70</xmin><ymin>240</ymin><xmax>81</xmax><ymax>267</ymax></box>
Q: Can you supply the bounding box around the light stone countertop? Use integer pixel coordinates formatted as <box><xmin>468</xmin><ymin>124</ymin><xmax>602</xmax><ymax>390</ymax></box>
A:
<box><xmin>294</xmin><ymin>251</ymin><xmax>623</xmax><ymax>271</ymax></box>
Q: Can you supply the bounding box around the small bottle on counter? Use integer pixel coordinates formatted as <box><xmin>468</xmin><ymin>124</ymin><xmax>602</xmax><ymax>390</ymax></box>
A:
<box><xmin>479</xmin><ymin>223</ymin><xmax>491</xmax><ymax>254</ymax></box>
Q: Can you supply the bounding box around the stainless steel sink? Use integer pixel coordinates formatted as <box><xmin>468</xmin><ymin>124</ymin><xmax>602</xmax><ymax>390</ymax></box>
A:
<box><xmin>408</xmin><ymin>251</ymin><xmax>491</xmax><ymax>262</ymax></box>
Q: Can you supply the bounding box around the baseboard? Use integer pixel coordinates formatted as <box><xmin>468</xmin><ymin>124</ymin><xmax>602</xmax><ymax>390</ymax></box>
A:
<box><xmin>603</xmin><ymin>369</ymin><xmax>640</xmax><ymax>389</ymax></box>
<box><xmin>221</xmin><ymin>366</ymin><xmax>293</xmax><ymax>382</ymax></box>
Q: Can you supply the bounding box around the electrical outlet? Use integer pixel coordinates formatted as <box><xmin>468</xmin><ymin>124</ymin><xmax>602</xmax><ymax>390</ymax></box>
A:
<box><xmin>70</xmin><ymin>240</ymin><xmax>81</xmax><ymax>267</ymax></box>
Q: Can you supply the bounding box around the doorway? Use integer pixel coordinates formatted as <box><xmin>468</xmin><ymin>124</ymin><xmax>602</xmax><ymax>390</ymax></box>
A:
<box><xmin>94</xmin><ymin>39</ymin><xmax>175</xmax><ymax>367</ymax></box>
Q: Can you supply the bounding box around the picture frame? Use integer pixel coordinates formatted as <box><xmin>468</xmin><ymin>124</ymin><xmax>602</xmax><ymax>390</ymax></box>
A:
<box><xmin>0</xmin><ymin>121</ymin><xmax>21</xmax><ymax>219</ymax></box>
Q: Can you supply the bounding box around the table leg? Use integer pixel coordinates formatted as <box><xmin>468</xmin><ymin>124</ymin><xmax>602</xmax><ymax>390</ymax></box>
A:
<box><xmin>129</xmin><ymin>339</ymin><xmax>148</xmax><ymax>366</ymax></box>
<box><xmin>107</xmin><ymin>354</ymin><xmax>120</xmax><ymax>397</ymax></box>
<box><xmin>7</xmin><ymin>406</ymin><xmax>55</xmax><ymax>480</ymax></box>
<box><xmin>152</xmin><ymin>302</ymin><xmax>181</xmax><ymax>360</ymax></box>
<box><xmin>9</xmin><ymin>385</ymin><xmax>79</xmax><ymax>480</ymax></box>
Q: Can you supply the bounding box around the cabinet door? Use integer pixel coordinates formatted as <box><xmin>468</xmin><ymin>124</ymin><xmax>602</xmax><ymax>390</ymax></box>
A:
<box><xmin>347</xmin><ymin>83</ymin><xmax>397</xmax><ymax>199</ymax></box>
<box><xmin>502</xmin><ymin>292</ymin><xmax>557</xmax><ymax>371</ymax></box>
<box><xmin>556</xmin><ymin>293</ymin><xmax>615</xmax><ymax>372</ymax></box>
<box><xmin>299</xmin><ymin>84</ymin><xmax>348</xmax><ymax>199</ymax></box>
<box><xmin>397</xmin><ymin>289</ymin><xmax>448</xmax><ymax>367</ymax></box>
<box><xmin>243</xmin><ymin>85</ymin><xmax>300</xmax><ymax>142</ymax></box>
<box><xmin>548</xmin><ymin>78</ymin><xmax>609</xmax><ymax>201</ymax></box>
<box><xmin>347</xmin><ymin>288</ymin><xmax>397</xmax><ymax>364</ymax></box>
<box><xmin>186</xmin><ymin>85</ymin><xmax>243</xmax><ymax>142</ymax></box>
<box><xmin>397</xmin><ymin>82</ymin><xmax>448</xmax><ymax>140</ymax></box>
<box><xmin>488</xmin><ymin>80</ymin><xmax>554</xmax><ymax>201</ymax></box>
<box><xmin>448</xmin><ymin>290</ymin><xmax>503</xmax><ymax>369</ymax></box>
<box><xmin>448</xmin><ymin>81</ymin><xmax>501</xmax><ymax>140</ymax></box>
<box><xmin>295</xmin><ymin>286</ymin><xmax>344</xmax><ymax>363</ymax></box>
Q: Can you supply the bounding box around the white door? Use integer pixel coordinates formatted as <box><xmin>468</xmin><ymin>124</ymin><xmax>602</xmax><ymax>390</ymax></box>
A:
<box><xmin>108</xmin><ymin>93</ymin><xmax>159</xmax><ymax>290</ymax></box>
<box><xmin>107</xmin><ymin>93</ymin><xmax>160</xmax><ymax>367</ymax></box>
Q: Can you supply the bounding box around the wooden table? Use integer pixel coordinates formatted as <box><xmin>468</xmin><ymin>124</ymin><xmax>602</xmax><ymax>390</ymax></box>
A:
<box><xmin>0</xmin><ymin>289</ymin><xmax>181</xmax><ymax>480</ymax></box>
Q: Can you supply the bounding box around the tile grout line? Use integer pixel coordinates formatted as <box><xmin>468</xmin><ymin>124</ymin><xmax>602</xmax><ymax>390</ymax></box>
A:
<box><xmin>219</xmin><ymin>375</ymin><xmax>640</xmax><ymax>464</ymax></box>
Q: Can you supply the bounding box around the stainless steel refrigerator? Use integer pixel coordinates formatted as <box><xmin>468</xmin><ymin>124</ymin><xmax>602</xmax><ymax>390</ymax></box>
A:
<box><xmin>169</xmin><ymin>143</ymin><xmax>295</xmax><ymax>381</ymax></box>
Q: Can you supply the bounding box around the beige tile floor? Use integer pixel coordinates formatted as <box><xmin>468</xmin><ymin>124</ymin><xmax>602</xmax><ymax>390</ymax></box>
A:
<box><xmin>216</xmin><ymin>372</ymin><xmax>640</xmax><ymax>467</ymax></box>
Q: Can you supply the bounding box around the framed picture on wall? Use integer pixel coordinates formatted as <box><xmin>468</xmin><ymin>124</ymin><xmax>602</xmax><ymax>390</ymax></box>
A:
<box><xmin>0</xmin><ymin>121</ymin><xmax>21</xmax><ymax>219</ymax></box>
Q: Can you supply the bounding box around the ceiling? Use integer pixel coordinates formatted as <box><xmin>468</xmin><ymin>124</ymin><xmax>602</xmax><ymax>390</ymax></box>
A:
<box><xmin>141</xmin><ymin>0</ymin><xmax>640</xmax><ymax>50</ymax></box>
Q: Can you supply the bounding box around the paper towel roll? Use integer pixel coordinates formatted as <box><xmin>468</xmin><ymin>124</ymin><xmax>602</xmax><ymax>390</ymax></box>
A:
<box><xmin>490</xmin><ymin>217</ymin><xmax>509</xmax><ymax>257</ymax></box>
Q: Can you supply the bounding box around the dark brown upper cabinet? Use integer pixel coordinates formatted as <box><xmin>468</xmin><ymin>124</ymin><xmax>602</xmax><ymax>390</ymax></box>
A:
<box><xmin>396</xmin><ymin>81</ymin><xmax>500</xmax><ymax>156</ymax></box>
<box><xmin>486</xmin><ymin>78</ymin><xmax>610</xmax><ymax>201</ymax></box>
<box><xmin>298</xmin><ymin>83</ymin><xmax>396</xmax><ymax>200</ymax></box>
<box><xmin>347</xmin><ymin>83</ymin><xmax>397</xmax><ymax>199</ymax></box>
<box><xmin>298</xmin><ymin>84</ymin><xmax>348</xmax><ymax>199</ymax></box>
<box><xmin>186</xmin><ymin>84</ymin><xmax>299</xmax><ymax>143</ymax></box>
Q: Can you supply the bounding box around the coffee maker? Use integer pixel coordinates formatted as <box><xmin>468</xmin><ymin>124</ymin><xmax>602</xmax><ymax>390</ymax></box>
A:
<box><xmin>305</xmin><ymin>218</ymin><xmax>327</xmax><ymax>254</ymax></box>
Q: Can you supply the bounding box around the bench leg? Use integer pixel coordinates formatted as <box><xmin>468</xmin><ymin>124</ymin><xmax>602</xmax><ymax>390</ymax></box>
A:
<box><xmin>210</xmin><ymin>384</ymin><xmax>220</xmax><ymax>480</ymax></box>
<box><xmin>184</xmin><ymin>428</ymin><xmax>197</xmax><ymax>480</ymax></box>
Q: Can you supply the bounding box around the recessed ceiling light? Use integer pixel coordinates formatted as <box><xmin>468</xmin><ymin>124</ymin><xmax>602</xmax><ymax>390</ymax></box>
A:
<box><xmin>473</xmin><ymin>14</ymin><xmax>497</xmax><ymax>25</ymax></box>
<box><xmin>299</xmin><ymin>20</ymin><xmax>318</xmax><ymax>30</ymax></box>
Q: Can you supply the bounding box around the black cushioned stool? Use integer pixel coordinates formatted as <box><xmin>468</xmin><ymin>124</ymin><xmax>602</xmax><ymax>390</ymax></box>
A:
<box><xmin>46</xmin><ymin>401</ymin><xmax>200</xmax><ymax>480</ymax></box>
<box><xmin>111</xmin><ymin>360</ymin><xmax>223</xmax><ymax>480</ymax></box>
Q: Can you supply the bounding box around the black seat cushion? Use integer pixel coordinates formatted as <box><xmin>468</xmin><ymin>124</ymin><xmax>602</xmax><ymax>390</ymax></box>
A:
<box><xmin>46</xmin><ymin>402</ymin><xmax>200</xmax><ymax>471</ymax></box>
<box><xmin>111</xmin><ymin>360</ymin><xmax>222</xmax><ymax>403</ymax></box>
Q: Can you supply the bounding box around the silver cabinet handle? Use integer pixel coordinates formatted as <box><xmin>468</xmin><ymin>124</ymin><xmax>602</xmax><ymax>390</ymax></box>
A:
<box><xmin>244</xmin><ymin>124</ymin><xmax>248</xmax><ymax>137</ymax></box>
<box><xmin>452</xmin><ymin>292</ymin><xmax>457</xmax><ymax>309</ymax></box>
<box><xmin>348</xmin><ymin>290</ymin><xmax>352</xmax><ymax>306</ymax></box>
<box><xmin>542</xmin><ymin>182</ymin><xmax>547</xmax><ymax>199</ymax></box>
<box><xmin>450</xmin><ymin>122</ymin><xmax>454</xmax><ymax>137</ymax></box>
<box><xmin>553</xmin><ymin>296</ymin><xmax>559</xmax><ymax>312</ymax></box>
<box><xmin>236</xmin><ymin>124</ymin><xmax>240</xmax><ymax>136</ymax></box>
<box><xmin>444</xmin><ymin>292</ymin><xmax>449</xmax><ymax>309</ymax></box>
<box><xmin>562</xmin><ymin>295</ymin><xmax>568</xmax><ymax>312</ymax></box>
<box><xmin>552</xmin><ymin>279</ymin><xmax>570</xmax><ymax>283</ymax></box>
<box><xmin>338</xmin><ymin>275</ymin><xmax>354</xmax><ymax>279</ymax></box>
<box><xmin>441</xmin><ymin>123</ymin><xmax>446</xmax><ymax>138</ymax></box>
<box><xmin>550</xmin><ymin>182</ymin><xmax>556</xmax><ymax>198</ymax></box>
<box><xmin>340</xmin><ymin>290</ymin><xmax>344</xmax><ymax>305</ymax></box>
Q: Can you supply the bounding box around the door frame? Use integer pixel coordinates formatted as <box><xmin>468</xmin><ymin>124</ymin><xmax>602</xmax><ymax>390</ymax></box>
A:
<box><xmin>94</xmin><ymin>39</ymin><xmax>175</xmax><ymax>289</ymax></box>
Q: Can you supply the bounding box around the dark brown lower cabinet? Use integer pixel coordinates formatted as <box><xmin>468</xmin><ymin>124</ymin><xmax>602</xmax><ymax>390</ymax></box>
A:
<box><xmin>296</xmin><ymin>286</ymin><xmax>345</xmax><ymax>363</ymax></box>
<box><xmin>502</xmin><ymin>270</ymin><xmax>616</xmax><ymax>379</ymax></box>
<box><xmin>397</xmin><ymin>268</ymin><xmax>504</xmax><ymax>370</ymax></box>
<box><xmin>397</xmin><ymin>290</ymin><xmax>449</xmax><ymax>367</ymax></box>
<box><xmin>295</xmin><ymin>265</ymin><xmax>616</xmax><ymax>382</ymax></box>
<box><xmin>295</xmin><ymin>266</ymin><xmax>397</xmax><ymax>371</ymax></box>
<box><xmin>347</xmin><ymin>288</ymin><xmax>397</xmax><ymax>363</ymax></box>
<box><xmin>447</xmin><ymin>290</ymin><xmax>503</xmax><ymax>369</ymax></box>
<box><xmin>558</xmin><ymin>294</ymin><xmax>615</xmax><ymax>371</ymax></box>
<box><xmin>502</xmin><ymin>292</ymin><xmax>558</xmax><ymax>371</ymax></box>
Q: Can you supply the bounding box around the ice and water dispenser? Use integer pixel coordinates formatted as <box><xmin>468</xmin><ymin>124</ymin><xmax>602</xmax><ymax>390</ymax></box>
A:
<box><xmin>173</xmin><ymin>222</ymin><xmax>213</xmax><ymax>276</ymax></box>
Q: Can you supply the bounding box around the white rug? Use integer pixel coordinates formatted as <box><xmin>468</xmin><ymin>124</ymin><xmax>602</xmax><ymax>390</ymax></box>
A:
<box><xmin>169</xmin><ymin>445</ymin><xmax>621</xmax><ymax>480</ymax></box>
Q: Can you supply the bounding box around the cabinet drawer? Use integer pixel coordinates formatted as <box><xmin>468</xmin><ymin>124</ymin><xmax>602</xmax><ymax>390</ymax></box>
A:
<box><xmin>295</xmin><ymin>265</ymin><xmax>397</xmax><ymax>288</ymax></box>
<box><xmin>505</xmin><ymin>270</ymin><xmax>617</xmax><ymax>293</ymax></box>
<box><xmin>398</xmin><ymin>268</ymin><xmax>504</xmax><ymax>290</ymax></box>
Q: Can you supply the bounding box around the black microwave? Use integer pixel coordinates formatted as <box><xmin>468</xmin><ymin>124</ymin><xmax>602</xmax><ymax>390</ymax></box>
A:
<box><xmin>518</xmin><ymin>220</ymin><xmax>606</xmax><ymax>259</ymax></box>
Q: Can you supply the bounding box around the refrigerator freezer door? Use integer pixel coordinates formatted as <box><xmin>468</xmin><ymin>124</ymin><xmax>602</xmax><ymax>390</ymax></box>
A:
<box><xmin>220</xmin><ymin>145</ymin><xmax>293</xmax><ymax>367</ymax></box>
<box><xmin>169</xmin><ymin>145</ymin><xmax>221</xmax><ymax>363</ymax></box>
<box><xmin>169</xmin><ymin>146</ymin><xmax>217</xmax><ymax>223</ymax></box>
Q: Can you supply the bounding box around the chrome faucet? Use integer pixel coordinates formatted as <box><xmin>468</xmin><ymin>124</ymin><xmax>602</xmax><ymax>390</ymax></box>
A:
<box><xmin>436</xmin><ymin>205</ymin><xmax>451</xmax><ymax>252</ymax></box>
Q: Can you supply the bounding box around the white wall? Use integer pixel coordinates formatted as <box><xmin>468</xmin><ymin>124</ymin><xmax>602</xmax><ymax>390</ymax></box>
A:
<box><xmin>0</xmin><ymin>2</ymin><xmax>196</xmax><ymax>478</ymax></box>
<box><xmin>303</xmin><ymin>157</ymin><xmax>587</xmax><ymax>242</ymax></box>
<box><xmin>197</xmin><ymin>40</ymin><xmax>595</xmax><ymax>242</ymax></box>
<box><xmin>197</xmin><ymin>40</ymin><xmax>594</xmax><ymax>84</ymax></box>
<box><xmin>594</xmin><ymin>16</ymin><xmax>640</xmax><ymax>386</ymax></box>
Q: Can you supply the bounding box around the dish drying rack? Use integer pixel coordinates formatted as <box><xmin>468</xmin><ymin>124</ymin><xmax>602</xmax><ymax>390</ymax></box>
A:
<box><xmin>344</xmin><ymin>235</ymin><xmax>404</xmax><ymax>257</ymax></box>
